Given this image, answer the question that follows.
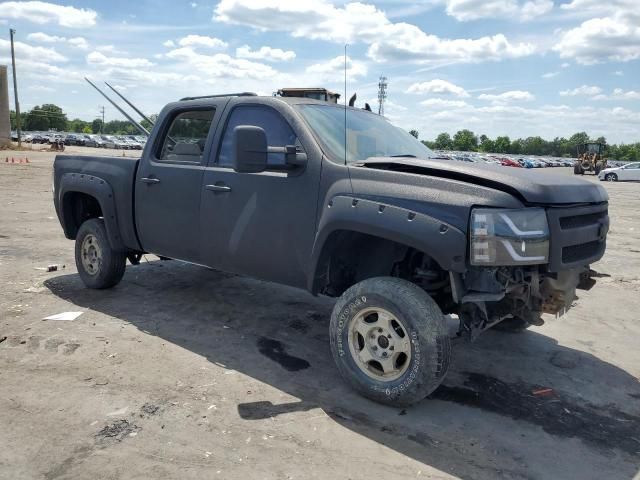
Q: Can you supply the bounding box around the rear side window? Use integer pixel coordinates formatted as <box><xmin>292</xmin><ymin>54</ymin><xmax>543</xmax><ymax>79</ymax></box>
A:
<box><xmin>157</xmin><ymin>109</ymin><xmax>215</xmax><ymax>162</ymax></box>
<box><xmin>218</xmin><ymin>106</ymin><xmax>297</xmax><ymax>167</ymax></box>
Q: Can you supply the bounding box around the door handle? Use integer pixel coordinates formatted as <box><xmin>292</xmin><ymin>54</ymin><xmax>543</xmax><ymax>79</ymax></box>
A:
<box><xmin>205</xmin><ymin>184</ymin><xmax>232</xmax><ymax>193</ymax></box>
<box><xmin>141</xmin><ymin>177</ymin><xmax>160</xmax><ymax>184</ymax></box>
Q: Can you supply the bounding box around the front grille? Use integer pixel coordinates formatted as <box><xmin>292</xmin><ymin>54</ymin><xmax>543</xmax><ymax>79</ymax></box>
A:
<box><xmin>562</xmin><ymin>241</ymin><xmax>602</xmax><ymax>263</ymax></box>
<box><xmin>547</xmin><ymin>203</ymin><xmax>608</xmax><ymax>271</ymax></box>
<box><xmin>559</xmin><ymin>212</ymin><xmax>606</xmax><ymax>230</ymax></box>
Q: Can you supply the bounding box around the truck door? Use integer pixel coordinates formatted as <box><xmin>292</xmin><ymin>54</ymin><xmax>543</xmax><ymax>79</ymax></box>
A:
<box><xmin>135</xmin><ymin>103</ymin><xmax>224</xmax><ymax>262</ymax></box>
<box><xmin>199</xmin><ymin>103</ymin><xmax>322</xmax><ymax>288</ymax></box>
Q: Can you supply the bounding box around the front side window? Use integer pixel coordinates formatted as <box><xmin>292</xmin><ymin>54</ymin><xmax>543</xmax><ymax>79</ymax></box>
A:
<box><xmin>158</xmin><ymin>109</ymin><xmax>215</xmax><ymax>162</ymax></box>
<box><xmin>295</xmin><ymin>104</ymin><xmax>437</xmax><ymax>164</ymax></box>
<box><xmin>218</xmin><ymin>106</ymin><xmax>297</xmax><ymax>167</ymax></box>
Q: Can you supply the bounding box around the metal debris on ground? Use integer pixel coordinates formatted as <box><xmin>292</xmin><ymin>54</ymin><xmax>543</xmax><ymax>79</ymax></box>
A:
<box><xmin>95</xmin><ymin>420</ymin><xmax>140</xmax><ymax>443</ymax></box>
<box><xmin>42</xmin><ymin>311</ymin><xmax>83</xmax><ymax>321</ymax></box>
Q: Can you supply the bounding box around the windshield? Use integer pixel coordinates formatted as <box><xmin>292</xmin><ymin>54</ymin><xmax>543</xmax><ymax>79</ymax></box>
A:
<box><xmin>295</xmin><ymin>104</ymin><xmax>436</xmax><ymax>164</ymax></box>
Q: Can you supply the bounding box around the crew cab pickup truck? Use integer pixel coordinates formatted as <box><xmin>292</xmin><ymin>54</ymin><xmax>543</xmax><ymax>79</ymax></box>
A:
<box><xmin>53</xmin><ymin>93</ymin><xmax>609</xmax><ymax>406</ymax></box>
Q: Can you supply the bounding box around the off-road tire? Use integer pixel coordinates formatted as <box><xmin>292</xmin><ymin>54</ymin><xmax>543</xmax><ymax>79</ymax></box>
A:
<box><xmin>573</xmin><ymin>163</ymin><xmax>583</xmax><ymax>175</ymax></box>
<box><xmin>75</xmin><ymin>218</ymin><xmax>126</xmax><ymax>289</ymax></box>
<box><xmin>595</xmin><ymin>162</ymin><xmax>603</xmax><ymax>175</ymax></box>
<box><xmin>605</xmin><ymin>173</ymin><xmax>618</xmax><ymax>182</ymax></box>
<box><xmin>492</xmin><ymin>316</ymin><xmax>531</xmax><ymax>333</ymax></box>
<box><xmin>329</xmin><ymin>277</ymin><xmax>451</xmax><ymax>407</ymax></box>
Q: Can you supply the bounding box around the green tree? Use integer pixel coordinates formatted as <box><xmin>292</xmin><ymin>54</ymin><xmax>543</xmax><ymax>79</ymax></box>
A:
<box><xmin>478</xmin><ymin>134</ymin><xmax>495</xmax><ymax>152</ymax></box>
<box><xmin>82</xmin><ymin>125</ymin><xmax>92</xmax><ymax>134</ymax></box>
<box><xmin>68</xmin><ymin>118</ymin><xmax>90</xmax><ymax>133</ymax></box>
<box><xmin>141</xmin><ymin>114</ymin><xmax>159</xmax><ymax>131</ymax></box>
<box><xmin>493</xmin><ymin>136</ymin><xmax>510</xmax><ymax>153</ymax></box>
<box><xmin>409</xmin><ymin>129</ymin><xmax>419</xmax><ymax>139</ymax></box>
<box><xmin>452</xmin><ymin>129</ymin><xmax>477</xmax><ymax>151</ymax></box>
<box><xmin>433</xmin><ymin>132</ymin><xmax>453</xmax><ymax>150</ymax></box>
<box><xmin>91</xmin><ymin>119</ymin><xmax>103</xmax><ymax>134</ymax></box>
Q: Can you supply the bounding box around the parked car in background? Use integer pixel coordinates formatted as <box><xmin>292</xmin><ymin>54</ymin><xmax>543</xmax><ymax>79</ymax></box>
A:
<box><xmin>598</xmin><ymin>162</ymin><xmax>640</xmax><ymax>182</ymax></box>
<box><xmin>65</xmin><ymin>134</ymin><xmax>86</xmax><ymax>146</ymax></box>
<box><xmin>500</xmin><ymin>158</ymin><xmax>521</xmax><ymax>168</ymax></box>
<box><xmin>85</xmin><ymin>135</ymin><xmax>106</xmax><ymax>148</ymax></box>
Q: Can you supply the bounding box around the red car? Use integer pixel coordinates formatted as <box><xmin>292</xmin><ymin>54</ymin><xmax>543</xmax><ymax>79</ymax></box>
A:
<box><xmin>500</xmin><ymin>158</ymin><xmax>522</xmax><ymax>168</ymax></box>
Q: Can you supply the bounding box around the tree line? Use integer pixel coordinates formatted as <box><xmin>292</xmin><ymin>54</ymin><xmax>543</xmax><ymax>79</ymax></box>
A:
<box><xmin>414</xmin><ymin>129</ymin><xmax>639</xmax><ymax>162</ymax></box>
<box><xmin>10</xmin><ymin>104</ymin><xmax>156</xmax><ymax>136</ymax></box>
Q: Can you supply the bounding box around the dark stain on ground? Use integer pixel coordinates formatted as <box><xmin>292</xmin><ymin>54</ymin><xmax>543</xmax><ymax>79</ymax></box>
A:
<box><xmin>431</xmin><ymin>372</ymin><xmax>640</xmax><ymax>455</ymax></box>
<box><xmin>0</xmin><ymin>336</ymin><xmax>6</xmax><ymax>344</ymax></box>
<box><xmin>140</xmin><ymin>403</ymin><xmax>160</xmax><ymax>416</ymax></box>
<box><xmin>287</xmin><ymin>319</ymin><xmax>310</xmax><ymax>334</ymax></box>
<box><xmin>257</xmin><ymin>337</ymin><xmax>310</xmax><ymax>371</ymax></box>
<box><xmin>95</xmin><ymin>420</ymin><xmax>140</xmax><ymax>445</ymax></box>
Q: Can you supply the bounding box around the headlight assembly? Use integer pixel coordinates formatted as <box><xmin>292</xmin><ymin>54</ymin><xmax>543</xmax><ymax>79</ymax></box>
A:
<box><xmin>470</xmin><ymin>208</ymin><xmax>549</xmax><ymax>266</ymax></box>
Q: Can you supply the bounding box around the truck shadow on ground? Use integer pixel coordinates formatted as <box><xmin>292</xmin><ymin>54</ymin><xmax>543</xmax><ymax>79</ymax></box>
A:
<box><xmin>45</xmin><ymin>261</ymin><xmax>640</xmax><ymax>479</ymax></box>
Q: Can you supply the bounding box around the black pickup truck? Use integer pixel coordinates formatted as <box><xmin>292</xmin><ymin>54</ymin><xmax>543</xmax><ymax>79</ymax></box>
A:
<box><xmin>53</xmin><ymin>93</ymin><xmax>609</xmax><ymax>406</ymax></box>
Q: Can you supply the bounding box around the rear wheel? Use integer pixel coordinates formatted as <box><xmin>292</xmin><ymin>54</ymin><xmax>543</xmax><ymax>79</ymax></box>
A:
<box><xmin>605</xmin><ymin>173</ymin><xmax>618</xmax><ymax>182</ymax></box>
<box><xmin>595</xmin><ymin>162</ymin><xmax>603</xmax><ymax>175</ymax></box>
<box><xmin>75</xmin><ymin>218</ymin><xmax>127</xmax><ymax>289</ymax></box>
<box><xmin>329</xmin><ymin>277</ymin><xmax>451</xmax><ymax>406</ymax></box>
<box><xmin>573</xmin><ymin>163</ymin><xmax>584</xmax><ymax>175</ymax></box>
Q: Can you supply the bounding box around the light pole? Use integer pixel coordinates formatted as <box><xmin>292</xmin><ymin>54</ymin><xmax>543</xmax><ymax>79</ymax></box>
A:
<box><xmin>9</xmin><ymin>28</ymin><xmax>21</xmax><ymax>147</ymax></box>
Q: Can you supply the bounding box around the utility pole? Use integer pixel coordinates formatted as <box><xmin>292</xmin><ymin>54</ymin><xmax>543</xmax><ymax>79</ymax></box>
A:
<box><xmin>377</xmin><ymin>76</ymin><xmax>388</xmax><ymax>116</ymax></box>
<box><xmin>99</xmin><ymin>106</ymin><xmax>104</xmax><ymax>133</ymax></box>
<box><xmin>9</xmin><ymin>28</ymin><xmax>21</xmax><ymax>147</ymax></box>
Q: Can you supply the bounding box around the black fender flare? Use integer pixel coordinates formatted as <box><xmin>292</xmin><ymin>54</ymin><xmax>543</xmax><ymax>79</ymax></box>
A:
<box><xmin>58</xmin><ymin>173</ymin><xmax>127</xmax><ymax>252</ymax></box>
<box><xmin>307</xmin><ymin>195</ymin><xmax>467</xmax><ymax>292</ymax></box>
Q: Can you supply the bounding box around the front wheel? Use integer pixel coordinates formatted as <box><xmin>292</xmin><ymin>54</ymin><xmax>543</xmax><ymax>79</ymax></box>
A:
<box><xmin>329</xmin><ymin>277</ymin><xmax>451</xmax><ymax>406</ymax></box>
<box><xmin>605</xmin><ymin>173</ymin><xmax>618</xmax><ymax>182</ymax></box>
<box><xmin>75</xmin><ymin>218</ymin><xmax>127</xmax><ymax>289</ymax></box>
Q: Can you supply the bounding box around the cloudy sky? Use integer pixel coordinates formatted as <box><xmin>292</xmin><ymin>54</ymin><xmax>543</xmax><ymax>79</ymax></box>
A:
<box><xmin>1</xmin><ymin>0</ymin><xmax>639</xmax><ymax>142</ymax></box>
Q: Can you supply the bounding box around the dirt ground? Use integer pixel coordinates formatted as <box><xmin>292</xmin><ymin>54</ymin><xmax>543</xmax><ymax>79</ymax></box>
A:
<box><xmin>1</xmin><ymin>148</ymin><xmax>639</xmax><ymax>480</ymax></box>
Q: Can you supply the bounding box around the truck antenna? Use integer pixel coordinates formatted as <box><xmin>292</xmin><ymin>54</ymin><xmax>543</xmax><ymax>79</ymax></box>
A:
<box><xmin>84</xmin><ymin>78</ymin><xmax>150</xmax><ymax>136</ymax></box>
<box><xmin>104</xmin><ymin>81</ymin><xmax>155</xmax><ymax>126</ymax></box>
<box><xmin>344</xmin><ymin>44</ymin><xmax>347</xmax><ymax>166</ymax></box>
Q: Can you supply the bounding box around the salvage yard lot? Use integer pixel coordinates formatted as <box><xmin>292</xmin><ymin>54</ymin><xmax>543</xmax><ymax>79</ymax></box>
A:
<box><xmin>1</xmin><ymin>149</ymin><xmax>639</xmax><ymax>480</ymax></box>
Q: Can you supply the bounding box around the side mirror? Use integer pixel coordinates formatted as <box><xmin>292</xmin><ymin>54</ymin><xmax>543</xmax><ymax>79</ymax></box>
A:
<box><xmin>232</xmin><ymin>126</ymin><xmax>267</xmax><ymax>173</ymax></box>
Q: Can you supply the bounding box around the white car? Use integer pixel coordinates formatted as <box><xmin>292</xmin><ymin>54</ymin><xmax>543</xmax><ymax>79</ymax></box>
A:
<box><xmin>598</xmin><ymin>162</ymin><xmax>640</xmax><ymax>182</ymax></box>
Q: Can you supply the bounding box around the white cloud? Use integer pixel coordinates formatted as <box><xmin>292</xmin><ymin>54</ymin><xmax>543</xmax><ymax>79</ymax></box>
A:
<box><xmin>542</xmin><ymin>71</ymin><xmax>559</xmax><ymax>78</ymax></box>
<box><xmin>87</xmin><ymin>51</ymin><xmax>155</xmax><ymax>68</ymax></box>
<box><xmin>236</xmin><ymin>45</ymin><xmax>296</xmax><ymax>62</ymax></box>
<box><xmin>553</xmin><ymin>2</ymin><xmax>640</xmax><ymax>65</ymax></box>
<box><xmin>406</xmin><ymin>79</ymin><xmax>470</xmax><ymax>97</ymax></box>
<box><xmin>420</xmin><ymin>98</ymin><xmax>469</xmax><ymax>108</ymax></box>
<box><xmin>0</xmin><ymin>1</ymin><xmax>97</xmax><ymax>28</ymax></box>
<box><xmin>163</xmin><ymin>40</ymin><xmax>176</xmax><ymax>48</ymax></box>
<box><xmin>0</xmin><ymin>38</ymin><xmax>66</xmax><ymax>62</ymax></box>
<box><xmin>613</xmin><ymin>70</ymin><xmax>623</xmax><ymax>76</ymax></box>
<box><xmin>478</xmin><ymin>90</ymin><xmax>535</xmax><ymax>104</ymax></box>
<box><xmin>444</xmin><ymin>0</ymin><xmax>553</xmax><ymax>22</ymax></box>
<box><xmin>559</xmin><ymin>85</ymin><xmax>602</xmax><ymax>96</ymax></box>
<box><xmin>214</xmin><ymin>0</ymin><xmax>536</xmax><ymax>65</ymax></box>
<box><xmin>26</xmin><ymin>31</ymin><xmax>88</xmax><ymax>49</ymax></box>
<box><xmin>191</xmin><ymin>2</ymin><xmax>198</xmax><ymax>6</ymax></box>
<box><xmin>561</xmin><ymin>62</ymin><xmax>570</xmax><ymax>68</ymax></box>
<box><xmin>96</xmin><ymin>45</ymin><xmax>127</xmax><ymax>55</ymax></box>
<box><xmin>26</xmin><ymin>32</ymin><xmax>63</xmax><ymax>42</ymax></box>
<box><xmin>306</xmin><ymin>55</ymin><xmax>366</xmax><ymax>81</ymax></box>
<box><xmin>165</xmin><ymin>47</ymin><xmax>277</xmax><ymax>79</ymax></box>
<box><xmin>67</xmin><ymin>37</ymin><xmax>88</xmax><ymax>50</ymax></box>
<box><xmin>592</xmin><ymin>89</ymin><xmax>640</xmax><ymax>101</ymax></box>
<box><xmin>178</xmin><ymin>35</ymin><xmax>227</xmax><ymax>49</ymax></box>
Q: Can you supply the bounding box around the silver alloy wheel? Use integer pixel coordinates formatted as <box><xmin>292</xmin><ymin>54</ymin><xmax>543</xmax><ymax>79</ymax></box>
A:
<box><xmin>606</xmin><ymin>173</ymin><xmax>616</xmax><ymax>182</ymax></box>
<box><xmin>80</xmin><ymin>233</ymin><xmax>102</xmax><ymax>276</ymax></box>
<box><xmin>348</xmin><ymin>307</ymin><xmax>412</xmax><ymax>381</ymax></box>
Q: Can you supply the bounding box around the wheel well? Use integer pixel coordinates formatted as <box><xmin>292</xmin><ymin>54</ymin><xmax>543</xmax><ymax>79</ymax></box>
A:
<box><xmin>61</xmin><ymin>192</ymin><xmax>103</xmax><ymax>238</ymax></box>
<box><xmin>313</xmin><ymin>230</ymin><xmax>452</xmax><ymax>305</ymax></box>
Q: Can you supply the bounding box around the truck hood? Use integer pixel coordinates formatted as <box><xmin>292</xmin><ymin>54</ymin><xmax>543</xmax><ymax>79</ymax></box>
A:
<box><xmin>355</xmin><ymin>157</ymin><xmax>608</xmax><ymax>205</ymax></box>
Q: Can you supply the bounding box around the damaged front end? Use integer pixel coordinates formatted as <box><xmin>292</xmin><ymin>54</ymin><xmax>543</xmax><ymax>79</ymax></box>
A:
<box><xmin>453</xmin><ymin>202</ymin><xmax>608</xmax><ymax>340</ymax></box>
<box><xmin>451</xmin><ymin>266</ymin><xmax>597</xmax><ymax>340</ymax></box>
